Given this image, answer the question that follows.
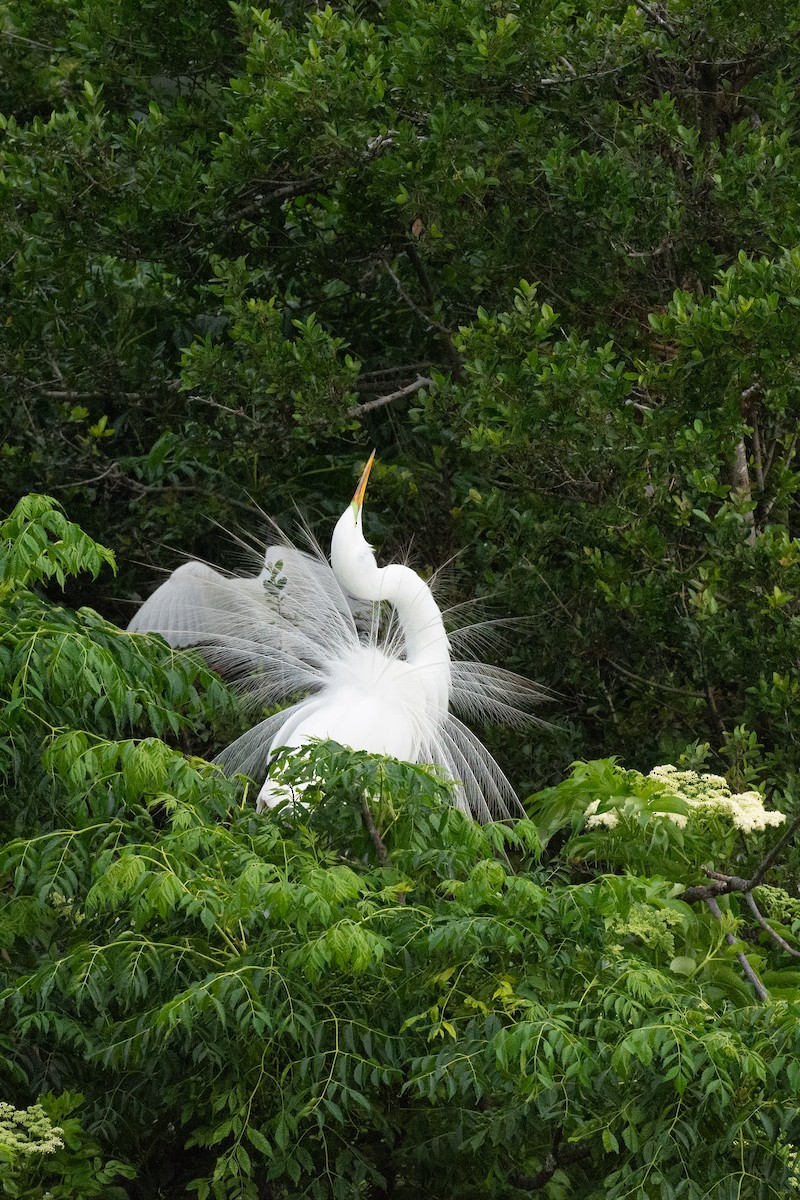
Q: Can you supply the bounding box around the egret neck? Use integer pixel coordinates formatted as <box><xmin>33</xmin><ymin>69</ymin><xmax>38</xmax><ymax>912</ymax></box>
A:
<box><xmin>330</xmin><ymin>464</ymin><xmax>451</xmax><ymax>721</ymax></box>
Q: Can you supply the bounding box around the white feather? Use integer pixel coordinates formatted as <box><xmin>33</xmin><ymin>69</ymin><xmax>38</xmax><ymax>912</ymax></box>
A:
<box><xmin>128</xmin><ymin>500</ymin><xmax>545</xmax><ymax>821</ymax></box>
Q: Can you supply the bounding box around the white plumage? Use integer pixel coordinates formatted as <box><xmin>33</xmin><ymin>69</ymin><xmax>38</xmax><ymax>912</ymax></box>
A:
<box><xmin>127</xmin><ymin>454</ymin><xmax>544</xmax><ymax>821</ymax></box>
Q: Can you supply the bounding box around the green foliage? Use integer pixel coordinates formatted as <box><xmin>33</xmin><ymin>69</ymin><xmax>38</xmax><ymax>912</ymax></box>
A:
<box><xmin>0</xmin><ymin>1094</ymin><xmax>135</xmax><ymax>1199</ymax></box>
<box><xmin>3</xmin><ymin>501</ymin><xmax>800</xmax><ymax>1197</ymax></box>
<box><xmin>4</xmin><ymin>0</ymin><xmax>800</xmax><ymax>1192</ymax></box>
<box><xmin>532</xmin><ymin>758</ymin><xmax>785</xmax><ymax>878</ymax></box>
<box><xmin>0</xmin><ymin>496</ymin><xmax>238</xmax><ymax>841</ymax></box>
<box><xmin>3</xmin><ymin>4</ymin><xmax>800</xmax><ymax>800</ymax></box>
<box><xmin>0</xmin><ymin>495</ymin><xmax>116</xmax><ymax>598</ymax></box>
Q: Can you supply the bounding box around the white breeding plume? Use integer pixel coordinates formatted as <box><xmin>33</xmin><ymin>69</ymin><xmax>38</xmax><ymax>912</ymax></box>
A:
<box><xmin>128</xmin><ymin>453</ymin><xmax>545</xmax><ymax>820</ymax></box>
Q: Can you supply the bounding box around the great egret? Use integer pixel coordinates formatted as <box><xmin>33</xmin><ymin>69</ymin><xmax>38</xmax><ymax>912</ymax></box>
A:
<box><xmin>128</xmin><ymin>454</ymin><xmax>544</xmax><ymax>820</ymax></box>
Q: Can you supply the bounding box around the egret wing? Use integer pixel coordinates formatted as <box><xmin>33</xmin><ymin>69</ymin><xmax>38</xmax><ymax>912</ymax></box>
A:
<box><xmin>127</xmin><ymin>561</ymin><xmax>265</xmax><ymax>646</ymax></box>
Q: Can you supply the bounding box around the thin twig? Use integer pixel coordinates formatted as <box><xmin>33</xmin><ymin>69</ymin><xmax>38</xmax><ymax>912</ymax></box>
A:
<box><xmin>48</xmin><ymin>462</ymin><xmax>123</xmax><ymax>490</ymax></box>
<box><xmin>705</xmin><ymin>896</ymin><xmax>769</xmax><ymax>1000</ymax></box>
<box><xmin>382</xmin><ymin>260</ymin><xmax>453</xmax><ymax>336</ymax></box>
<box><xmin>358</xmin><ymin>362</ymin><xmax>434</xmax><ymax>380</ymax></box>
<box><xmin>744</xmin><ymin>891</ymin><xmax>800</xmax><ymax>958</ymax></box>
<box><xmin>623</xmin><ymin>234</ymin><xmax>674</xmax><ymax>259</ymax></box>
<box><xmin>404</xmin><ymin>241</ymin><xmax>437</xmax><ymax>307</ymax></box>
<box><xmin>403</xmin><ymin>242</ymin><xmax>465</xmax><ymax>379</ymax></box>
<box><xmin>704</xmin><ymin>684</ymin><xmax>726</xmax><ymax>742</ymax></box>
<box><xmin>632</xmin><ymin>0</ymin><xmax>677</xmax><ymax>37</ymax></box>
<box><xmin>188</xmin><ymin>394</ymin><xmax>262</xmax><ymax>424</ymax></box>
<box><xmin>347</xmin><ymin>376</ymin><xmax>432</xmax><ymax>418</ymax></box>
<box><xmin>231</xmin><ymin>176</ymin><xmax>324</xmax><ymax>221</ymax></box>
<box><xmin>523</xmin><ymin>558</ymin><xmax>583</xmax><ymax>629</ymax></box>
<box><xmin>605</xmin><ymin>658</ymin><xmax>705</xmax><ymax>700</ymax></box>
<box><xmin>760</xmin><ymin>432</ymin><xmax>798</xmax><ymax>523</ymax></box>
<box><xmin>534</xmin><ymin>58</ymin><xmax>639</xmax><ymax>86</ymax></box>
<box><xmin>598</xmin><ymin>674</ymin><xmax>620</xmax><ymax>729</ymax></box>
<box><xmin>682</xmin><ymin>810</ymin><xmax>800</xmax><ymax>907</ymax></box>
<box><xmin>762</xmin><ymin>420</ymin><xmax>781</xmax><ymax>482</ymax></box>
<box><xmin>132</xmin><ymin>484</ymin><xmax>265</xmax><ymax>518</ymax></box>
<box><xmin>27</xmin><ymin>387</ymin><xmax>162</xmax><ymax>402</ymax></box>
<box><xmin>749</xmin><ymin>807</ymin><xmax>800</xmax><ymax>889</ymax></box>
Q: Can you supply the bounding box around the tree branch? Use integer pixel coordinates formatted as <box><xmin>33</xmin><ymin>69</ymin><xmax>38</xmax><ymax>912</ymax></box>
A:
<box><xmin>231</xmin><ymin>176</ymin><xmax>324</xmax><ymax>221</ymax></box>
<box><xmin>399</xmin><ymin>242</ymin><xmax>464</xmax><ymax>379</ymax></box>
<box><xmin>632</xmin><ymin>0</ymin><xmax>677</xmax><ymax>36</ymax></box>
<box><xmin>744</xmin><ymin>890</ymin><xmax>800</xmax><ymax>958</ymax></box>
<box><xmin>25</xmin><ymin>386</ymin><xmax>167</xmax><ymax>403</ymax></box>
<box><xmin>358</xmin><ymin>362</ymin><xmax>434</xmax><ymax>383</ymax></box>
<box><xmin>682</xmin><ymin>806</ymin><xmax>800</xmax><ymax>903</ymax></box>
<box><xmin>188</xmin><ymin>394</ymin><xmax>262</xmax><ymax>424</ymax></box>
<box><xmin>361</xmin><ymin>796</ymin><xmax>389</xmax><ymax>865</ymax></box>
<box><xmin>760</xmin><ymin>431</ymin><xmax>798</xmax><ymax>523</ymax></box>
<box><xmin>705</xmin><ymin>896</ymin><xmax>769</xmax><ymax>1000</ymax></box>
<box><xmin>604</xmin><ymin>657</ymin><xmax>706</xmax><ymax>700</ymax></box>
<box><xmin>678</xmin><ymin>808</ymin><xmax>800</xmax><ymax>995</ymax></box>
<box><xmin>347</xmin><ymin>376</ymin><xmax>432</xmax><ymax>418</ymax></box>
<box><xmin>749</xmin><ymin>806</ymin><xmax>800</xmax><ymax>888</ymax></box>
<box><xmin>751</xmin><ymin>409</ymin><xmax>765</xmax><ymax>492</ymax></box>
<box><xmin>382</xmin><ymin>259</ymin><xmax>453</xmax><ymax>336</ymax></box>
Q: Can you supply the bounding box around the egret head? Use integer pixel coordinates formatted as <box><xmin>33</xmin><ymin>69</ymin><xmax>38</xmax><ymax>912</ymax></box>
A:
<box><xmin>331</xmin><ymin>451</ymin><xmax>379</xmax><ymax>599</ymax></box>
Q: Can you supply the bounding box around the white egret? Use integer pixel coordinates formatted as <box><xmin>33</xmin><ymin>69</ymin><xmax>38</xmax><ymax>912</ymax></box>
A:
<box><xmin>128</xmin><ymin>454</ymin><xmax>544</xmax><ymax>820</ymax></box>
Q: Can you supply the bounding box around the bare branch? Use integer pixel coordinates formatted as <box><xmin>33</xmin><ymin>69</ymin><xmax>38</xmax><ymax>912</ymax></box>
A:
<box><xmin>188</xmin><ymin>394</ymin><xmax>262</xmax><ymax>424</ymax></box>
<box><xmin>622</xmin><ymin>234</ymin><xmax>674</xmax><ymax>259</ymax></box>
<box><xmin>49</xmin><ymin>462</ymin><xmax>125</xmax><ymax>490</ymax></box>
<box><xmin>382</xmin><ymin>260</ymin><xmax>453</xmax><ymax>336</ymax></box>
<box><xmin>749</xmin><ymin>416</ymin><xmax>763</xmax><ymax>491</ymax></box>
<box><xmin>682</xmin><ymin>806</ymin><xmax>800</xmax><ymax>903</ymax></box>
<box><xmin>26</xmin><ymin>387</ymin><xmax>164</xmax><ymax>403</ymax></box>
<box><xmin>348</xmin><ymin>376</ymin><xmax>432</xmax><ymax>418</ymax></box>
<box><xmin>598</xmin><ymin>675</ymin><xmax>620</xmax><ymax>729</ymax></box>
<box><xmin>705</xmin><ymin>896</ymin><xmax>769</xmax><ymax>1000</ymax></box>
<box><xmin>232</xmin><ymin>176</ymin><xmax>324</xmax><ymax>221</ymax></box>
<box><xmin>533</xmin><ymin>59</ymin><xmax>639</xmax><ymax>86</ymax></box>
<box><xmin>604</xmin><ymin>657</ymin><xmax>706</xmax><ymax>700</ymax></box>
<box><xmin>358</xmin><ymin>363</ymin><xmax>434</xmax><ymax>382</ymax></box>
<box><xmin>760</xmin><ymin>431</ymin><xmax>798</xmax><ymax>523</ymax></box>
<box><xmin>632</xmin><ymin>0</ymin><xmax>677</xmax><ymax>37</ymax></box>
<box><xmin>749</xmin><ymin>807</ymin><xmax>800</xmax><ymax>889</ymax></box>
<box><xmin>745</xmin><ymin>891</ymin><xmax>800</xmax><ymax>958</ymax></box>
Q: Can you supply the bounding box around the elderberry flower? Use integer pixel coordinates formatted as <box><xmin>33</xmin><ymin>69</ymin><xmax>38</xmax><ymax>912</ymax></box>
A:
<box><xmin>582</xmin><ymin>766</ymin><xmax>784</xmax><ymax>834</ymax></box>
<box><xmin>584</xmin><ymin>798</ymin><xmax>619</xmax><ymax>829</ymax></box>
<box><xmin>646</xmin><ymin>767</ymin><xmax>785</xmax><ymax>832</ymax></box>
<box><xmin>0</xmin><ymin>1102</ymin><xmax>63</xmax><ymax>1156</ymax></box>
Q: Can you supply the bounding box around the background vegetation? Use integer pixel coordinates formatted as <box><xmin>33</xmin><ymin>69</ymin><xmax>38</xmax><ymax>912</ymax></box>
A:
<box><xmin>3</xmin><ymin>0</ymin><xmax>800</xmax><ymax>1195</ymax></box>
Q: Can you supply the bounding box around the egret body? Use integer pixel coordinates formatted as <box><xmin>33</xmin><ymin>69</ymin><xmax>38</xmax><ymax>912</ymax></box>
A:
<box><xmin>128</xmin><ymin>455</ymin><xmax>543</xmax><ymax>820</ymax></box>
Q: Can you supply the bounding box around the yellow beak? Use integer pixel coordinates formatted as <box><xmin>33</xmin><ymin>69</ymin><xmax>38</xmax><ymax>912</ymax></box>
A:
<box><xmin>352</xmin><ymin>450</ymin><xmax>376</xmax><ymax>511</ymax></box>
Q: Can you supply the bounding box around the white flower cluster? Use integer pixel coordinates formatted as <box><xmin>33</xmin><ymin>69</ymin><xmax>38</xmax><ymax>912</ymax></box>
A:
<box><xmin>0</xmin><ymin>1101</ymin><xmax>63</xmax><ymax>1156</ymax></box>
<box><xmin>585</xmin><ymin>799</ymin><xmax>619</xmax><ymax>829</ymax></box>
<box><xmin>584</xmin><ymin>765</ymin><xmax>785</xmax><ymax>834</ymax></box>
<box><xmin>648</xmin><ymin>765</ymin><xmax>785</xmax><ymax>833</ymax></box>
